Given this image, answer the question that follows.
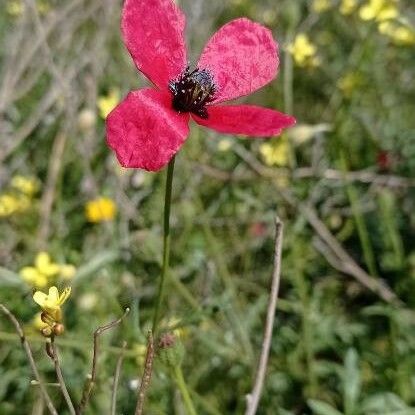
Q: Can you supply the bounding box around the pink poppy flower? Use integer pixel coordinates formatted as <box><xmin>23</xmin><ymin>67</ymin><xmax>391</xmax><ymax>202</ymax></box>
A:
<box><xmin>106</xmin><ymin>0</ymin><xmax>296</xmax><ymax>171</ymax></box>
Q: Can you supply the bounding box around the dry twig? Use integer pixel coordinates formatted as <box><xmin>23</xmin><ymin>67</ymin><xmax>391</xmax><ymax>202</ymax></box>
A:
<box><xmin>233</xmin><ymin>144</ymin><xmax>401</xmax><ymax>306</ymax></box>
<box><xmin>0</xmin><ymin>304</ymin><xmax>58</xmax><ymax>415</ymax></box>
<box><xmin>49</xmin><ymin>338</ymin><xmax>76</xmax><ymax>415</ymax></box>
<box><xmin>135</xmin><ymin>330</ymin><xmax>155</xmax><ymax>415</ymax></box>
<box><xmin>111</xmin><ymin>341</ymin><xmax>127</xmax><ymax>415</ymax></box>
<box><xmin>78</xmin><ymin>308</ymin><xmax>130</xmax><ymax>414</ymax></box>
<box><xmin>245</xmin><ymin>218</ymin><xmax>284</xmax><ymax>415</ymax></box>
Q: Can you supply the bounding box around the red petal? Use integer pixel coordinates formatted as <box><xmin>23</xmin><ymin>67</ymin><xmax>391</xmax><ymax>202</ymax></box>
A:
<box><xmin>106</xmin><ymin>89</ymin><xmax>190</xmax><ymax>171</ymax></box>
<box><xmin>122</xmin><ymin>0</ymin><xmax>187</xmax><ymax>90</ymax></box>
<box><xmin>198</xmin><ymin>18</ymin><xmax>278</xmax><ymax>103</ymax></box>
<box><xmin>193</xmin><ymin>105</ymin><xmax>295</xmax><ymax>137</ymax></box>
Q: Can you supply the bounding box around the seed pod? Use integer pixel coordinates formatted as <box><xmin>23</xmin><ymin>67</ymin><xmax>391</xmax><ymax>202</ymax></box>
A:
<box><xmin>53</xmin><ymin>323</ymin><xmax>65</xmax><ymax>336</ymax></box>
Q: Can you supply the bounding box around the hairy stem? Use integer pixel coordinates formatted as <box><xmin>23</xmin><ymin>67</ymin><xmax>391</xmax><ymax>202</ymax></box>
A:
<box><xmin>152</xmin><ymin>156</ymin><xmax>176</xmax><ymax>334</ymax></box>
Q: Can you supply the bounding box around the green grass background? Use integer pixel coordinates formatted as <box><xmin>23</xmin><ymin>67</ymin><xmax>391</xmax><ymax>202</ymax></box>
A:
<box><xmin>1</xmin><ymin>0</ymin><xmax>415</xmax><ymax>413</ymax></box>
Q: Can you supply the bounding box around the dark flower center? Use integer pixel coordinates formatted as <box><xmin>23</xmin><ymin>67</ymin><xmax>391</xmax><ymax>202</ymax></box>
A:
<box><xmin>169</xmin><ymin>66</ymin><xmax>216</xmax><ymax>119</ymax></box>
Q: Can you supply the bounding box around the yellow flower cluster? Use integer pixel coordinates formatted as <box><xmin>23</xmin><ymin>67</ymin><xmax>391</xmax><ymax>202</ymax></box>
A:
<box><xmin>85</xmin><ymin>197</ymin><xmax>117</xmax><ymax>223</ymax></box>
<box><xmin>0</xmin><ymin>175</ymin><xmax>39</xmax><ymax>218</ymax></box>
<box><xmin>259</xmin><ymin>138</ymin><xmax>290</xmax><ymax>167</ymax></box>
<box><xmin>32</xmin><ymin>286</ymin><xmax>71</xmax><ymax>336</ymax></box>
<box><xmin>20</xmin><ymin>252</ymin><xmax>76</xmax><ymax>288</ymax></box>
<box><xmin>358</xmin><ymin>0</ymin><xmax>414</xmax><ymax>45</ymax></box>
<box><xmin>312</xmin><ymin>0</ymin><xmax>332</xmax><ymax>13</ymax></box>
<box><xmin>287</xmin><ymin>34</ymin><xmax>320</xmax><ymax>68</ymax></box>
<box><xmin>6</xmin><ymin>0</ymin><xmax>50</xmax><ymax>17</ymax></box>
<box><xmin>98</xmin><ymin>89</ymin><xmax>120</xmax><ymax>119</ymax></box>
<box><xmin>359</xmin><ymin>0</ymin><xmax>398</xmax><ymax>22</ymax></box>
<box><xmin>340</xmin><ymin>0</ymin><xmax>358</xmax><ymax>15</ymax></box>
<box><xmin>378</xmin><ymin>21</ymin><xmax>415</xmax><ymax>45</ymax></box>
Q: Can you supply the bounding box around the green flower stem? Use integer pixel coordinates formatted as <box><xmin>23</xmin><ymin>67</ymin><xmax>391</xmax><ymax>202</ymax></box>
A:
<box><xmin>152</xmin><ymin>156</ymin><xmax>176</xmax><ymax>335</ymax></box>
<box><xmin>173</xmin><ymin>365</ymin><xmax>197</xmax><ymax>415</ymax></box>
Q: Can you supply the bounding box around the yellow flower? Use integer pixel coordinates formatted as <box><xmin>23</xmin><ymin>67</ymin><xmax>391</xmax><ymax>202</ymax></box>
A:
<box><xmin>59</xmin><ymin>264</ymin><xmax>76</xmax><ymax>280</ymax></box>
<box><xmin>10</xmin><ymin>175</ymin><xmax>39</xmax><ymax>196</ymax></box>
<box><xmin>98</xmin><ymin>89</ymin><xmax>120</xmax><ymax>119</ymax></box>
<box><xmin>259</xmin><ymin>138</ymin><xmax>290</xmax><ymax>167</ymax></box>
<box><xmin>312</xmin><ymin>0</ymin><xmax>331</xmax><ymax>13</ymax></box>
<box><xmin>378</xmin><ymin>21</ymin><xmax>415</xmax><ymax>45</ymax></box>
<box><xmin>133</xmin><ymin>343</ymin><xmax>147</xmax><ymax>366</ymax></box>
<box><xmin>359</xmin><ymin>0</ymin><xmax>399</xmax><ymax>22</ymax></box>
<box><xmin>36</xmin><ymin>0</ymin><xmax>50</xmax><ymax>15</ymax></box>
<box><xmin>0</xmin><ymin>194</ymin><xmax>19</xmax><ymax>217</ymax></box>
<box><xmin>287</xmin><ymin>34</ymin><xmax>320</xmax><ymax>67</ymax></box>
<box><xmin>6</xmin><ymin>0</ymin><xmax>50</xmax><ymax>17</ymax></box>
<box><xmin>6</xmin><ymin>1</ymin><xmax>24</xmax><ymax>16</ymax></box>
<box><xmin>337</xmin><ymin>72</ymin><xmax>363</xmax><ymax>97</ymax></box>
<box><xmin>85</xmin><ymin>197</ymin><xmax>117</xmax><ymax>223</ymax></box>
<box><xmin>340</xmin><ymin>0</ymin><xmax>358</xmax><ymax>15</ymax></box>
<box><xmin>33</xmin><ymin>286</ymin><xmax>71</xmax><ymax>324</ymax></box>
<box><xmin>162</xmin><ymin>317</ymin><xmax>189</xmax><ymax>339</ymax></box>
<box><xmin>217</xmin><ymin>138</ymin><xmax>233</xmax><ymax>152</ymax></box>
<box><xmin>20</xmin><ymin>252</ymin><xmax>60</xmax><ymax>288</ymax></box>
<box><xmin>32</xmin><ymin>312</ymin><xmax>49</xmax><ymax>331</ymax></box>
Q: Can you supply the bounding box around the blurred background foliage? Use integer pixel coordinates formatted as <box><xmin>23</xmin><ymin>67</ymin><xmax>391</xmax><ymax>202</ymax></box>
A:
<box><xmin>1</xmin><ymin>0</ymin><xmax>415</xmax><ymax>414</ymax></box>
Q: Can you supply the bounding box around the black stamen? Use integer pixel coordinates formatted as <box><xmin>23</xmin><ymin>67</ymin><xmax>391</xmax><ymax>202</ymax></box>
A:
<box><xmin>169</xmin><ymin>66</ymin><xmax>216</xmax><ymax>119</ymax></box>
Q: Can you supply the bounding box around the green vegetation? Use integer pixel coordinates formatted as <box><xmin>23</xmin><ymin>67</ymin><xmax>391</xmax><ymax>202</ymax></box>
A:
<box><xmin>1</xmin><ymin>0</ymin><xmax>415</xmax><ymax>414</ymax></box>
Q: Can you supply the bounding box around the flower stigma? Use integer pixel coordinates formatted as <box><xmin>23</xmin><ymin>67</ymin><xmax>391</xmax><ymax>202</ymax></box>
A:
<box><xmin>169</xmin><ymin>66</ymin><xmax>216</xmax><ymax>119</ymax></box>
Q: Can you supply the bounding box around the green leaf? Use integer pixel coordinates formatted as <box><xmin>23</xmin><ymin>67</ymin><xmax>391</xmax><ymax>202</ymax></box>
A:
<box><xmin>308</xmin><ymin>399</ymin><xmax>343</xmax><ymax>415</ymax></box>
<box><xmin>343</xmin><ymin>348</ymin><xmax>361</xmax><ymax>415</ymax></box>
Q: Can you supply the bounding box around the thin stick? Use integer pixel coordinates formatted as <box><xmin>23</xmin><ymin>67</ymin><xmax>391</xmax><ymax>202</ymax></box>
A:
<box><xmin>78</xmin><ymin>308</ymin><xmax>130</xmax><ymax>414</ymax></box>
<box><xmin>110</xmin><ymin>341</ymin><xmax>127</xmax><ymax>415</ymax></box>
<box><xmin>37</xmin><ymin>131</ymin><xmax>68</xmax><ymax>249</ymax></box>
<box><xmin>49</xmin><ymin>339</ymin><xmax>76</xmax><ymax>415</ymax></box>
<box><xmin>135</xmin><ymin>331</ymin><xmax>155</xmax><ymax>415</ymax></box>
<box><xmin>234</xmin><ymin>144</ymin><xmax>400</xmax><ymax>305</ymax></box>
<box><xmin>0</xmin><ymin>304</ymin><xmax>58</xmax><ymax>415</ymax></box>
<box><xmin>245</xmin><ymin>217</ymin><xmax>284</xmax><ymax>415</ymax></box>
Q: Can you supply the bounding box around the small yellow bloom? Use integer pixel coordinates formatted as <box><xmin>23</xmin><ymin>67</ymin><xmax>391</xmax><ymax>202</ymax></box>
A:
<box><xmin>340</xmin><ymin>0</ymin><xmax>358</xmax><ymax>15</ymax></box>
<box><xmin>10</xmin><ymin>175</ymin><xmax>39</xmax><ymax>196</ymax></box>
<box><xmin>359</xmin><ymin>0</ymin><xmax>399</xmax><ymax>22</ymax></box>
<box><xmin>312</xmin><ymin>0</ymin><xmax>331</xmax><ymax>13</ymax></box>
<box><xmin>98</xmin><ymin>89</ymin><xmax>120</xmax><ymax>119</ymax></box>
<box><xmin>0</xmin><ymin>194</ymin><xmax>19</xmax><ymax>217</ymax></box>
<box><xmin>259</xmin><ymin>138</ymin><xmax>290</xmax><ymax>167</ymax></box>
<box><xmin>378</xmin><ymin>21</ymin><xmax>415</xmax><ymax>45</ymax></box>
<box><xmin>133</xmin><ymin>343</ymin><xmax>147</xmax><ymax>366</ymax></box>
<box><xmin>36</xmin><ymin>252</ymin><xmax>61</xmax><ymax>277</ymax></box>
<box><xmin>33</xmin><ymin>286</ymin><xmax>71</xmax><ymax>323</ymax></box>
<box><xmin>217</xmin><ymin>138</ymin><xmax>233</xmax><ymax>152</ymax></box>
<box><xmin>287</xmin><ymin>34</ymin><xmax>320</xmax><ymax>67</ymax></box>
<box><xmin>337</xmin><ymin>72</ymin><xmax>363</xmax><ymax>97</ymax></box>
<box><xmin>162</xmin><ymin>317</ymin><xmax>189</xmax><ymax>339</ymax></box>
<box><xmin>60</xmin><ymin>264</ymin><xmax>76</xmax><ymax>280</ymax></box>
<box><xmin>36</xmin><ymin>0</ymin><xmax>50</xmax><ymax>15</ymax></box>
<box><xmin>20</xmin><ymin>252</ymin><xmax>60</xmax><ymax>288</ymax></box>
<box><xmin>6</xmin><ymin>1</ymin><xmax>24</xmax><ymax>16</ymax></box>
<box><xmin>32</xmin><ymin>312</ymin><xmax>49</xmax><ymax>331</ymax></box>
<box><xmin>85</xmin><ymin>197</ymin><xmax>117</xmax><ymax>223</ymax></box>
